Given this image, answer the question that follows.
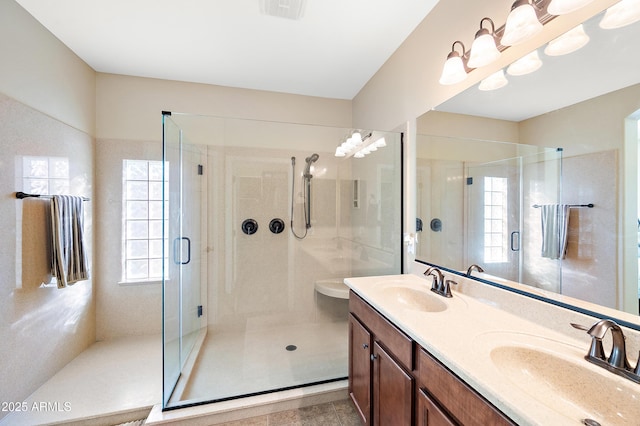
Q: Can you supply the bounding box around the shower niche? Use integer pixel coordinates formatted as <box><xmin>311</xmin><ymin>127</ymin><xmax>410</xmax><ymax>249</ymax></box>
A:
<box><xmin>162</xmin><ymin>113</ymin><xmax>403</xmax><ymax>409</ymax></box>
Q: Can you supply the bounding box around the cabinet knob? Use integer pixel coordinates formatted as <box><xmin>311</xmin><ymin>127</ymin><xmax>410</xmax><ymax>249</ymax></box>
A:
<box><xmin>370</xmin><ymin>354</ymin><xmax>378</xmax><ymax>361</ymax></box>
<box><xmin>362</xmin><ymin>343</ymin><xmax>369</xmax><ymax>349</ymax></box>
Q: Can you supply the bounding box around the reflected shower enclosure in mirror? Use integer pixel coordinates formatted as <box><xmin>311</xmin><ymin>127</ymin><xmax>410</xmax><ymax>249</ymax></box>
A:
<box><xmin>416</xmin><ymin>4</ymin><xmax>640</xmax><ymax>325</ymax></box>
<box><xmin>416</xmin><ymin>130</ymin><xmax>562</xmax><ymax>291</ymax></box>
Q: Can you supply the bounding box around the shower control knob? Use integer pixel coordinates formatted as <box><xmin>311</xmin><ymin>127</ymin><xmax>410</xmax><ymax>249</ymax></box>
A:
<box><xmin>269</xmin><ymin>218</ymin><xmax>285</xmax><ymax>234</ymax></box>
<box><xmin>241</xmin><ymin>219</ymin><xmax>258</xmax><ymax>235</ymax></box>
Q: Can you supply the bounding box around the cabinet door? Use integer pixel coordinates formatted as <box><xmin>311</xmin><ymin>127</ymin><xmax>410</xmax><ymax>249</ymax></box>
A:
<box><xmin>349</xmin><ymin>314</ymin><xmax>372</xmax><ymax>424</ymax></box>
<box><xmin>417</xmin><ymin>388</ymin><xmax>456</xmax><ymax>426</ymax></box>
<box><xmin>373</xmin><ymin>342</ymin><xmax>413</xmax><ymax>426</ymax></box>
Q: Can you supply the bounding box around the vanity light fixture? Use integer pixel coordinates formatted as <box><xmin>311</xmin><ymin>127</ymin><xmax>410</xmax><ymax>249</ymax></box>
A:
<box><xmin>468</xmin><ymin>18</ymin><xmax>501</xmax><ymax>68</ymax></box>
<box><xmin>507</xmin><ymin>49</ymin><xmax>542</xmax><ymax>75</ymax></box>
<box><xmin>479</xmin><ymin>69</ymin><xmax>509</xmax><ymax>91</ymax></box>
<box><xmin>547</xmin><ymin>0</ymin><xmax>596</xmax><ymax>15</ymax></box>
<box><xmin>335</xmin><ymin>131</ymin><xmax>383</xmax><ymax>159</ymax></box>
<box><xmin>501</xmin><ymin>0</ymin><xmax>544</xmax><ymax>46</ymax></box>
<box><xmin>599</xmin><ymin>0</ymin><xmax>640</xmax><ymax>29</ymax></box>
<box><xmin>439</xmin><ymin>41</ymin><xmax>468</xmax><ymax>85</ymax></box>
<box><xmin>544</xmin><ymin>23</ymin><xmax>589</xmax><ymax>56</ymax></box>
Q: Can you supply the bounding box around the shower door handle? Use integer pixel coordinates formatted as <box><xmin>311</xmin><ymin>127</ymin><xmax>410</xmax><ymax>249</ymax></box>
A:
<box><xmin>173</xmin><ymin>237</ymin><xmax>192</xmax><ymax>265</ymax></box>
<box><xmin>510</xmin><ymin>231</ymin><xmax>520</xmax><ymax>252</ymax></box>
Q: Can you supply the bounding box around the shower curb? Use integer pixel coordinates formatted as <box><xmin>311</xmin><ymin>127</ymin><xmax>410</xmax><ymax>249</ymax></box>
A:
<box><xmin>144</xmin><ymin>380</ymin><xmax>348</xmax><ymax>425</ymax></box>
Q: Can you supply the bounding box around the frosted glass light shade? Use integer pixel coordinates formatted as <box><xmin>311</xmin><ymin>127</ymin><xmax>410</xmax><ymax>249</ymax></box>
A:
<box><xmin>507</xmin><ymin>50</ymin><xmax>542</xmax><ymax>76</ymax></box>
<box><xmin>468</xmin><ymin>32</ymin><xmax>501</xmax><ymax>68</ymax></box>
<box><xmin>501</xmin><ymin>1</ymin><xmax>543</xmax><ymax>46</ymax></box>
<box><xmin>547</xmin><ymin>0</ymin><xmax>596</xmax><ymax>15</ymax></box>
<box><xmin>439</xmin><ymin>54</ymin><xmax>467</xmax><ymax>85</ymax></box>
<box><xmin>600</xmin><ymin>0</ymin><xmax>640</xmax><ymax>29</ymax></box>
<box><xmin>544</xmin><ymin>24</ymin><xmax>589</xmax><ymax>56</ymax></box>
<box><xmin>479</xmin><ymin>70</ymin><xmax>509</xmax><ymax>91</ymax></box>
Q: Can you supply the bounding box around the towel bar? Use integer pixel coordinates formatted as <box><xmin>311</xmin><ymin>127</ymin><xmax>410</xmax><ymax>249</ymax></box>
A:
<box><xmin>15</xmin><ymin>191</ymin><xmax>90</xmax><ymax>201</ymax></box>
<box><xmin>533</xmin><ymin>203</ymin><xmax>593</xmax><ymax>208</ymax></box>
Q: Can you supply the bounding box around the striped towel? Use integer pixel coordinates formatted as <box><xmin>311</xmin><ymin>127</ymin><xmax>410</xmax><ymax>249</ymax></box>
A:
<box><xmin>50</xmin><ymin>195</ymin><xmax>89</xmax><ymax>288</ymax></box>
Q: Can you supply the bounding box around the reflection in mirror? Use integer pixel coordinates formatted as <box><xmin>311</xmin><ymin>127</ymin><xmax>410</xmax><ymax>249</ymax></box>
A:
<box><xmin>416</xmin><ymin>125</ymin><xmax>563</xmax><ymax>292</ymax></box>
<box><xmin>416</xmin><ymin>6</ymin><xmax>640</xmax><ymax>325</ymax></box>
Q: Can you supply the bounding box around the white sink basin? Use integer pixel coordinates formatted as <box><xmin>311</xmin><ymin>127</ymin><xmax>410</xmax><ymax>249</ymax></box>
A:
<box><xmin>479</xmin><ymin>332</ymin><xmax>640</xmax><ymax>425</ymax></box>
<box><xmin>380</xmin><ymin>286</ymin><xmax>448</xmax><ymax>313</ymax></box>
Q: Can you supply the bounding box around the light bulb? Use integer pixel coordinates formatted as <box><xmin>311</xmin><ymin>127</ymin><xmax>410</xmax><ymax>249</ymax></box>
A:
<box><xmin>501</xmin><ymin>0</ymin><xmax>543</xmax><ymax>46</ymax></box>
<box><xmin>507</xmin><ymin>50</ymin><xmax>542</xmax><ymax>76</ymax></box>
<box><xmin>479</xmin><ymin>70</ymin><xmax>509</xmax><ymax>91</ymax></box>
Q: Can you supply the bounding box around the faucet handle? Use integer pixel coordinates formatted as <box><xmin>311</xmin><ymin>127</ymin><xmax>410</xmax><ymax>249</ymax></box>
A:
<box><xmin>442</xmin><ymin>279</ymin><xmax>457</xmax><ymax>298</ymax></box>
<box><xmin>570</xmin><ymin>323</ymin><xmax>605</xmax><ymax>360</ymax></box>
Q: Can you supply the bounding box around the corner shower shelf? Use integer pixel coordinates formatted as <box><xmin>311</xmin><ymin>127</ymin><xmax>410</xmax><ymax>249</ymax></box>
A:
<box><xmin>314</xmin><ymin>279</ymin><xmax>349</xmax><ymax>299</ymax></box>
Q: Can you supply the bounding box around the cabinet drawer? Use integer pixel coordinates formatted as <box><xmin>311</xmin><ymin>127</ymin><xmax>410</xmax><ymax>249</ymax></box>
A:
<box><xmin>418</xmin><ymin>348</ymin><xmax>514</xmax><ymax>426</ymax></box>
<box><xmin>349</xmin><ymin>291</ymin><xmax>413</xmax><ymax>370</ymax></box>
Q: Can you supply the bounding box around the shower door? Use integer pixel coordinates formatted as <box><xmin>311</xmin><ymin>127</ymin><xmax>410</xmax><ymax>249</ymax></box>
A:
<box><xmin>162</xmin><ymin>114</ymin><xmax>204</xmax><ymax>407</ymax></box>
<box><xmin>465</xmin><ymin>158</ymin><xmax>522</xmax><ymax>282</ymax></box>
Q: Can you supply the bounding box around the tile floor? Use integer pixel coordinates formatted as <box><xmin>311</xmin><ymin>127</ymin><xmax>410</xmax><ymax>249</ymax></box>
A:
<box><xmin>218</xmin><ymin>399</ymin><xmax>362</xmax><ymax>426</ymax></box>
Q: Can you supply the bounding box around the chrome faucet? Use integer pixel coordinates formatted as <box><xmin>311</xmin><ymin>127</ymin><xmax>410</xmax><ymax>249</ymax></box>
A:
<box><xmin>466</xmin><ymin>264</ymin><xmax>484</xmax><ymax>277</ymax></box>
<box><xmin>575</xmin><ymin>319</ymin><xmax>640</xmax><ymax>384</ymax></box>
<box><xmin>587</xmin><ymin>319</ymin><xmax>630</xmax><ymax>369</ymax></box>
<box><xmin>423</xmin><ymin>267</ymin><xmax>443</xmax><ymax>293</ymax></box>
<box><xmin>423</xmin><ymin>267</ymin><xmax>456</xmax><ymax>298</ymax></box>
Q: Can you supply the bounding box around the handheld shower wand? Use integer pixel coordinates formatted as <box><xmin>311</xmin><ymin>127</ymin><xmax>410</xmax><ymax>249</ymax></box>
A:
<box><xmin>304</xmin><ymin>153</ymin><xmax>319</xmax><ymax>177</ymax></box>
<box><xmin>290</xmin><ymin>153</ymin><xmax>320</xmax><ymax>239</ymax></box>
<box><xmin>303</xmin><ymin>154</ymin><xmax>319</xmax><ymax>228</ymax></box>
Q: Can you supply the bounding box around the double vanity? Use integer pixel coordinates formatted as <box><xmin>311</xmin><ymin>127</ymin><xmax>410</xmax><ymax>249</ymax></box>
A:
<box><xmin>345</xmin><ymin>267</ymin><xmax>640</xmax><ymax>425</ymax></box>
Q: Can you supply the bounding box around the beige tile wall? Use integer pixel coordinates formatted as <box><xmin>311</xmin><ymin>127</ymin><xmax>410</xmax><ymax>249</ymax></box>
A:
<box><xmin>0</xmin><ymin>93</ymin><xmax>95</xmax><ymax>417</ymax></box>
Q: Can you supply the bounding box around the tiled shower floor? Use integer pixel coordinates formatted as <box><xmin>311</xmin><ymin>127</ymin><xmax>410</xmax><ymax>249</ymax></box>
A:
<box><xmin>178</xmin><ymin>320</ymin><xmax>349</xmax><ymax>404</ymax></box>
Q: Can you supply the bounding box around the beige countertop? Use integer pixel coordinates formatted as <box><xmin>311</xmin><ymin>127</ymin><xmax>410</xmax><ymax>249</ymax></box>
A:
<box><xmin>345</xmin><ymin>273</ymin><xmax>640</xmax><ymax>426</ymax></box>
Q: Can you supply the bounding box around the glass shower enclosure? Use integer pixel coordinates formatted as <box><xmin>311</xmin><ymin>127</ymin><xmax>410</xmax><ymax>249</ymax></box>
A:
<box><xmin>162</xmin><ymin>113</ymin><xmax>206</xmax><ymax>407</ymax></box>
<box><xmin>162</xmin><ymin>113</ymin><xmax>403</xmax><ymax>409</ymax></box>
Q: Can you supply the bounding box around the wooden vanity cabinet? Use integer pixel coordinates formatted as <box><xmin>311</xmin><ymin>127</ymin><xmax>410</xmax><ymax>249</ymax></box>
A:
<box><xmin>349</xmin><ymin>313</ymin><xmax>372</xmax><ymax>424</ymax></box>
<box><xmin>416</xmin><ymin>387</ymin><xmax>456</xmax><ymax>426</ymax></box>
<box><xmin>372</xmin><ymin>341</ymin><xmax>413</xmax><ymax>425</ymax></box>
<box><xmin>417</xmin><ymin>347</ymin><xmax>515</xmax><ymax>426</ymax></box>
<box><xmin>349</xmin><ymin>290</ymin><xmax>515</xmax><ymax>426</ymax></box>
<box><xmin>349</xmin><ymin>292</ymin><xmax>414</xmax><ymax>425</ymax></box>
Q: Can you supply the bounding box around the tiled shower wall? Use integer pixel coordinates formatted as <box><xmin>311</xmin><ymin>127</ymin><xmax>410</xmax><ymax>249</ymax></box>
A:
<box><xmin>207</xmin><ymin>146</ymin><xmax>349</xmax><ymax>333</ymax></box>
<box><xmin>0</xmin><ymin>93</ymin><xmax>95</xmax><ymax>416</ymax></box>
<box><xmin>206</xmin><ymin>142</ymin><xmax>401</xmax><ymax>333</ymax></box>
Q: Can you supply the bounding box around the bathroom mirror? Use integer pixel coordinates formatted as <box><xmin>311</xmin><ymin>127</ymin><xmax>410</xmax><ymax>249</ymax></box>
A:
<box><xmin>416</xmin><ymin>8</ymin><xmax>640</xmax><ymax>325</ymax></box>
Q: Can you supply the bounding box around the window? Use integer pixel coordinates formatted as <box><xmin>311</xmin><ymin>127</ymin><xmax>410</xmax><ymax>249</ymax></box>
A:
<box><xmin>22</xmin><ymin>156</ymin><xmax>69</xmax><ymax>195</ymax></box>
<box><xmin>483</xmin><ymin>176</ymin><xmax>508</xmax><ymax>263</ymax></box>
<box><xmin>122</xmin><ymin>160</ymin><xmax>168</xmax><ymax>282</ymax></box>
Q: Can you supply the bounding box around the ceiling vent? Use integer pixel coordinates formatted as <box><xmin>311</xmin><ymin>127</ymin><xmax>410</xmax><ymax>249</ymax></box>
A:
<box><xmin>260</xmin><ymin>0</ymin><xmax>307</xmax><ymax>20</ymax></box>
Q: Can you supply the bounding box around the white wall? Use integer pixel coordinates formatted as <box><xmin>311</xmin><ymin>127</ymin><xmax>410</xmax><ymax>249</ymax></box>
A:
<box><xmin>0</xmin><ymin>1</ymin><xmax>96</xmax><ymax>418</ymax></box>
<box><xmin>0</xmin><ymin>0</ymin><xmax>95</xmax><ymax>135</ymax></box>
<box><xmin>96</xmin><ymin>73</ymin><xmax>352</xmax><ymax>141</ymax></box>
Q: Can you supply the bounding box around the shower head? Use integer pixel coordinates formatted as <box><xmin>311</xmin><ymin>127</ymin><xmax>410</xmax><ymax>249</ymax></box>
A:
<box><xmin>305</xmin><ymin>153</ymin><xmax>319</xmax><ymax>164</ymax></box>
<box><xmin>303</xmin><ymin>153</ymin><xmax>319</xmax><ymax>177</ymax></box>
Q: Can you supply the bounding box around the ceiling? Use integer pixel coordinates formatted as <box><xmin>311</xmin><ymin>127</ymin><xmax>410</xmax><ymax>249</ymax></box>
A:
<box><xmin>436</xmin><ymin>9</ymin><xmax>640</xmax><ymax>122</ymax></box>
<box><xmin>15</xmin><ymin>0</ymin><xmax>438</xmax><ymax>100</ymax></box>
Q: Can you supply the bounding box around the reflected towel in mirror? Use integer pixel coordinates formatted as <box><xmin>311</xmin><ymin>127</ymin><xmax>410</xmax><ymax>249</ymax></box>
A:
<box><xmin>540</xmin><ymin>204</ymin><xmax>570</xmax><ymax>260</ymax></box>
